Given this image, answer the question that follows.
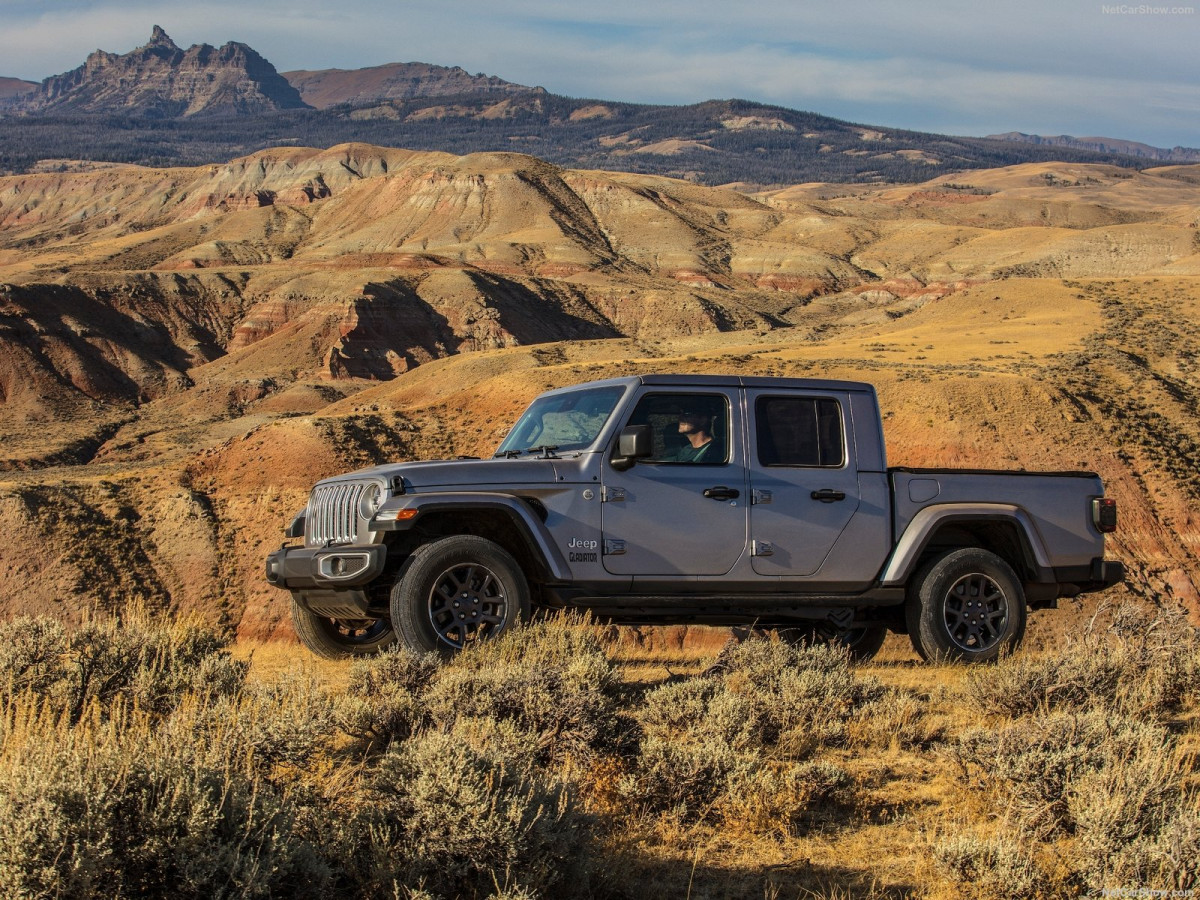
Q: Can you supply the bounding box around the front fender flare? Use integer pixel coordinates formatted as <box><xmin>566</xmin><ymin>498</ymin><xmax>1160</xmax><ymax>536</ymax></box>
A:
<box><xmin>371</xmin><ymin>492</ymin><xmax>572</xmax><ymax>582</ymax></box>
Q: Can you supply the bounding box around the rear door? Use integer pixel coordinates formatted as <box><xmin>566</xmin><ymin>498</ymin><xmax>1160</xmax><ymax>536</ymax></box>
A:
<box><xmin>600</xmin><ymin>388</ymin><xmax>748</xmax><ymax>576</ymax></box>
<box><xmin>746</xmin><ymin>390</ymin><xmax>861</xmax><ymax>577</ymax></box>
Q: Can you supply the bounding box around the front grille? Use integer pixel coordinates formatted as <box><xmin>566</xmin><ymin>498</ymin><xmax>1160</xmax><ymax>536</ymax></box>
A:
<box><xmin>306</xmin><ymin>480</ymin><xmax>372</xmax><ymax>546</ymax></box>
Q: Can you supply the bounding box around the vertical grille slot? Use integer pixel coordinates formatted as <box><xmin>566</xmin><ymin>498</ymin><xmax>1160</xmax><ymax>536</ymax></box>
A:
<box><xmin>306</xmin><ymin>480</ymin><xmax>370</xmax><ymax>546</ymax></box>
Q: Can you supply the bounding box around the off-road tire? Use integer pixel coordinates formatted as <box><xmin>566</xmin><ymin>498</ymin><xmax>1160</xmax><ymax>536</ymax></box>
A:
<box><xmin>906</xmin><ymin>547</ymin><xmax>1027</xmax><ymax>663</ymax></box>
<box><xmin>290</xmin><ymin>595</ymin><xmax>397</xmax><ymax>659</ymax></box>
<box><xmin>777</xmin><ymin>623</ymin><xmax>889</xmax><ymax>662</ymax></box>
<box><xmin>390</xmin><ymin>535</ymin><xmax>530</xmax><ymax>654</ymax></box>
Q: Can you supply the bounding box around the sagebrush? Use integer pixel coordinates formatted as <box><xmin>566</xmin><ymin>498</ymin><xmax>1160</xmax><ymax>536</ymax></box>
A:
<box><xmin>0</xmin><ymin>604</ymin><xmax>1196</xmax><ymax>899</ymax></box>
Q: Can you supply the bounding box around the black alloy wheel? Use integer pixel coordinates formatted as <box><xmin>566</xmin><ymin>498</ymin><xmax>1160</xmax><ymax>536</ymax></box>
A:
<box><xmin>391</xmin><ymin>535</ymin><xmax>530</xmax><ymax>654</ymax></box>
<box><xmin>907</xmin><ymin>547</ymin><xmax>1027</xmax><ymax>663</ymax></box>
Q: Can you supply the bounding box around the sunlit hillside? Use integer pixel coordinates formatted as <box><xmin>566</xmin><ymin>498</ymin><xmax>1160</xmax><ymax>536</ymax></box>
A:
<box><xmin>0</xmin><ymin>146</ymin><xmax>1197</xmax><ymax>639</ymax></box>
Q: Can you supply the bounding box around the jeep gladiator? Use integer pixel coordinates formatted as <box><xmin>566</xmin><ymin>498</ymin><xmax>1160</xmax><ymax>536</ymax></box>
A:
<box><xmin>266</xmin><ymin>374</ymin><xmax>1124</xmax><ymax>663</ymax></box>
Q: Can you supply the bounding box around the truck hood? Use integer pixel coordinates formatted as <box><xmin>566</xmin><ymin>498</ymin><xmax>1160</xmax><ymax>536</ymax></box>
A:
<box><xmin>321</xmin><ymin>456</ymin><xmax>569</xmax><ymax>490</ymax></box>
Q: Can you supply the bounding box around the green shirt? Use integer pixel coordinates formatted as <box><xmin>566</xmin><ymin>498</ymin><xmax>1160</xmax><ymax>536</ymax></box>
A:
<box><xmin>671</xmin><ymin>439</ymin><xmax>717</xmax><ymax>463</ymax></box>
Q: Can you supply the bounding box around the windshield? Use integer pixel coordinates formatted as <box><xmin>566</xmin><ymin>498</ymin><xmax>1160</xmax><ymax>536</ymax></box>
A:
<box><xmin>495</xmin><ymin>385</ymin><xmax>626</xmax><ymax>455</ymax></box>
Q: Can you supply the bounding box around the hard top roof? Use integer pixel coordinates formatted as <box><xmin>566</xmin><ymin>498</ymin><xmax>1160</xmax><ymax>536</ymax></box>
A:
<box><xmin>535</xmin><ymin>373</ymin><xmax>877</xmax><ymax>396</ymax></box>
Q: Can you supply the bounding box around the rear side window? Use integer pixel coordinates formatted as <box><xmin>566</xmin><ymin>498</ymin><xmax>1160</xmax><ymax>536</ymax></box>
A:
<box><xmin>756</xmin><ymin>396</ymin><xmax>844</xmax><ymax>467</ymax></box>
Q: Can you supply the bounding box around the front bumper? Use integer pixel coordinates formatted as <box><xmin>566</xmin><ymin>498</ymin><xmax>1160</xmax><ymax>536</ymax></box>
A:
<box><xmin>265</xmin><ymin>544</ymin><xmax>387</xmax><ymax>591</ymax></box>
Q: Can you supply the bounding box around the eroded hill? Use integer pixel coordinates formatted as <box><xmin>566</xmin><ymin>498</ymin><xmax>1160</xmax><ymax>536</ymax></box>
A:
<box><xmin>0</xmin><ymin>145</ymin><xmax>1197</xmax><ymax>637</ymax></box>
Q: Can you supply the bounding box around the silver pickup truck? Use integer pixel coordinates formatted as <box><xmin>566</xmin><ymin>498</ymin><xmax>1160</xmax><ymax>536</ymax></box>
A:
<box><xmin>266</xmin><ymin>374</ymin><xmax>1123</xmax><ymax>663</ymax></box>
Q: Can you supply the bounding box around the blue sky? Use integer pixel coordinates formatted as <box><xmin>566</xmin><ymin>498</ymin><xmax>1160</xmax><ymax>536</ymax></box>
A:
<box><xmin>1</xmin><ymin>0</ymin><xmax>1197</xmax><ymax>147</ymax></box>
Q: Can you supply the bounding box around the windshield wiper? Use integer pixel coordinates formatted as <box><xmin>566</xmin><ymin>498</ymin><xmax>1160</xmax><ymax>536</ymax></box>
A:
<box><xmin>493</xmin><ymin>445</ymin><xmax>560</xmax><ymax>459</ymax></box>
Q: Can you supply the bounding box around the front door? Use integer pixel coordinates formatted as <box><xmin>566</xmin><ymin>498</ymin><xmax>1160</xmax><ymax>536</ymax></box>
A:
<box><xmin>746</xmin><ymin>390</ymin><xmax>861</xmax><ymax>577</ymax></box>
<box><xmin>601</xmin><ymin>389</ymin><xmax>748</xmax><ymax>576</ymax></box>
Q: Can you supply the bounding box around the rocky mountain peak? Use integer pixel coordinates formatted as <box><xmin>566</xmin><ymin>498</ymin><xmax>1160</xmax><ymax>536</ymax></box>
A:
<box><xmin>145</xmin><ymin>25</ymin><xmax>181</xmax><ymax>52</ymax></box>
<box><xmin>13</xmin><ymin>28</ymin><xmax>307</xmax><ymax>117</ymax></box>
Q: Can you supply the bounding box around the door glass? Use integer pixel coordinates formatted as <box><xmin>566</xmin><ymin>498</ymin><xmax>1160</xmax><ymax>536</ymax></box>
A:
<box><xmin>755</xmin><ymin>396</ymin><xmax>844</xmax><ymax>468</ymax></box>
<box><xmin>625</xmin><ymin>393</ymin><xmax>730</xmax><ymax>465</ymax></box>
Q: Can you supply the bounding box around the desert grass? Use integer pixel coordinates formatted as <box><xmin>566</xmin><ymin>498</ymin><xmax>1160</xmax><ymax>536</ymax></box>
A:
<box><xmin>1</xmin><ymin>606</ymin><xmax>1197</xmax><ymax>899</ymax></box>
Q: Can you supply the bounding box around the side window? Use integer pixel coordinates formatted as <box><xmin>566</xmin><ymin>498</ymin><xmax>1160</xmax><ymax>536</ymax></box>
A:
<box><xmin>625</xmin><ymin>393</ymin><xmax>730</xmax><ymax>465</ymax></box>
<box><xmin>756</xmin><ymin>396</ymin><xmax>844</xmax><ymax>467</ymax></box>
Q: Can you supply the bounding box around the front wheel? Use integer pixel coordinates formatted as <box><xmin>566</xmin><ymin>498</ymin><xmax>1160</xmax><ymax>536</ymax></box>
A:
<box><xmin>290</xmin><ymin>596</ymin><xmax>398</xmax><ymax>659</ymax></box>
<box><xmin>906</xmin><ymin>548</ymin><xmax>1027</xmax><ymax>663</ymax></box>
<box><xmin>390</xmin><ymin>535</ymin><xmax>530</xmax><ymax>654</ymax></box>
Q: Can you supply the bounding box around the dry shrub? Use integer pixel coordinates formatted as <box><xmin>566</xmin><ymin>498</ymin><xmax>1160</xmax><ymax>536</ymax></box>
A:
<box><xmin>310</xmin><ymin>619</ymin><xmax>610</xmax><ymax>898</ymax></box>
<box><xmin>1069</xmin><ymin>768</ymin><xmax>1197</xmax><ymax>890</ymax></box>
<box><xmin>0</xmin><ymin>614</ymin><xmax>610</xmax><ymax>899</ymax></box>
<box><xmin>0</xmin><ymin>698</ymin><xmax>327</xmax><ymax>899</ymax></box>
<box><xmin>337</xmin><ymin>646</ymin><xmax>441</xmax><ymax>749</ymax></box>
<box><xmin>617</xmin><ymin>733</ymin><xmax>751</xmax><ymax>819</ymax></box>
<box><xmin>635</xmin><ymin>678</ymin><xmax>750</xmax><ymax>747</ymax></box>
<box><xmin>423</xmin><ymin>615</ymin><xmax>621</xmax><ymax>764</ymax></box>
<box><xmin>0</xmin><ymin>614</ymin><xmax>328</xmax><ymax>899</ymax></box>
<box><xmin>641</xmin><ymin>639</ymin><xmax>880</xmax><ymax>754</ymax></box>
<box><xmin>233</xmin><ymin>673</ymin><xmax>337</xmax><ymax>770</ymax></box>
<box><xmin>440</xmin><ymin>715</ymin><xmax>548</xmax><ymax>773</ymax></box>
<box><xmin>955</xmin><ymin>709</ymin><xmax>1176</xmax><ymax>840</ymax></box>
<box><xmin>945</xmin><ymin>602</ymin><xmax>1199</xmax><ymax>893</ymax></box>
<box><xmin>0</xmin><ymin>612</ymin><xmax>246</xmax><ymax>721</ymax></box>
<box><xmin>336</xmin><ymin>619</ymin><xmax>617</xmax><ymax>762</ymax></box>
<box><xmin>1143</xmin><ymin>801</ymin><xmax>1200</xmax><ymax>891</ymax></box>
<box><xmin>0</xmin><ymin>616</ymin><xmax>69</xmax><ymax>696</ymax></box>
<box><xmin>484</xmin><ymin>888</ymin><xmax>541</xmax><ymax>900</ymax></box>
<box><xmin>967</xmin><ymin>648</ymin><xmax>1124</xmax><ymax>718</ymax></box>
<box><xmin>723</xmin><ymin>639</ymin><xmax>880</xmax><ymax>754</ymax></box>
<box><xmin>146</xmin><ymin>671</ymin><xmax>337</xmax><ymax>786</ymax></box>
<box><xmin>619</xmin><ymin>638</ymin><xmax>866</xmax><ymax>826</ymax></box>
<box><xmin>950</xmin><ymin>700</ymin><xmax>1194</xmax><ymax>893</ymax></box>
<box><xmin>329</xmin><ymin>728</ymin><xmax>589</xmax><ymax>900</ymax></box>
<box><xmin>615</xmin><ymin>733</ymin><xmax>850</xmax><ymax>831</ymax></box>
<box><xmin>722</xmin><ymin>760</ymin><xmax>851</xmax><ymax>832</ymax></box>
<box><xmin>932</xmin><ymin>831</ymin><xmax>1045</xmax><ymax>900</ymax></box>
<box><xmin>846</xmin><ymin>688</ymin><xmax>948</xmax><ymax>751</ymax></box>
<box><xmin>970</xmin><ymin>601</ymin><xmax>1200</xmax><ymax>721</ymax></box>
<box><xmin>798</xmin><ymin>883</ymin><xmax>896</xmax><ymax>900</ymax></box>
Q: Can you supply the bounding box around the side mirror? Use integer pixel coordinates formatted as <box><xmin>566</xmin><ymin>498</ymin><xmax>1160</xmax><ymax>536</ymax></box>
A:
<box><xmin>611</xmin><ymin>424</ymin><xmax>653</xmax><ymax>471</ymax></box>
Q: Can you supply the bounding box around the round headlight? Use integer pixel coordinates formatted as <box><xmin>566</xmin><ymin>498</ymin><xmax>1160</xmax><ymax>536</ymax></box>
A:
<box><xmin>359</xmin><ymin>483</ymin><xmax>383</xmax><ymax>518</ymax></box>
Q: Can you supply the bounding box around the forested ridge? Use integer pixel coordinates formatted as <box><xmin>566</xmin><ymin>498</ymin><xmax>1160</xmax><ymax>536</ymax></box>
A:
<box><xmin>0</xmin><ymin>93</ymin><xmax>1146</xmax><ymax>185</ymax></box>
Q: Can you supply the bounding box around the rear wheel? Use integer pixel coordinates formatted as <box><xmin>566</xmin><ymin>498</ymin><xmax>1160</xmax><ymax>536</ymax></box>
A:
<box><xmin>390</xmin><ymin>535</ymin><xmax>530</xmax><ymax>654</ymax></box>
<box><xmin>906</xmin><ymin>548</ymin><xmax>1026</xmax><ymax>663</ymax></box>
<box><xmin>290</xmin><ymin>596</ymin><xmax>397</xmax><ymax>659</ymax></box>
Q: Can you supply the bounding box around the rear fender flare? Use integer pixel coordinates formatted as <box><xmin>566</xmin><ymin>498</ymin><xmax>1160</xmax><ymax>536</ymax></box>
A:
<box><xmin>880</xmin><ymin>503</ymin><xmax>1052</xmax><ymax>586</ymax></box>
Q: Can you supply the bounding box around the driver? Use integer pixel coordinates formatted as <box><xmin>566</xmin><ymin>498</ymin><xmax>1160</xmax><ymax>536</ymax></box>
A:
<box><xmin>672</xmin><ymin>406</ymin><xmax>718</xmax><ymax>462</ymax></box>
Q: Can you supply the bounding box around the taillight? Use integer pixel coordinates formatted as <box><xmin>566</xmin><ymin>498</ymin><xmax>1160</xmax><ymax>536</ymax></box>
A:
<box><xmin>1093</xmin><ymin>497</ymin><xmax>1117</xmax><ymax>533</ymax></box>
